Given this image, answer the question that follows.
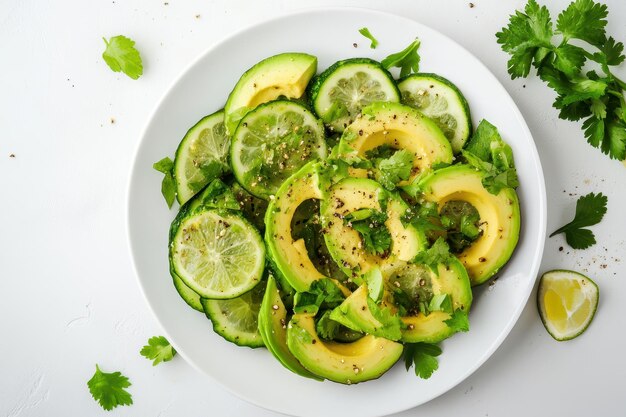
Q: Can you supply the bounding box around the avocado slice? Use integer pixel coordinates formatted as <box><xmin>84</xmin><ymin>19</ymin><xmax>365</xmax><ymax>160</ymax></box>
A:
<box><xmin>264</xmin><ymin>162</ymin><xmax>326</xmax><ymax>292</ymax></box>
<box><xmin>419</xmin><ymin>164</ymin><xmax>521</xmax><ymax>285</ymax></box>
<box><xmin>393</xmin><ymin>259</ymin><xmax>473</xmax><ymax>343</ymax></box>
<box><xmin>336</xmin><ymin>101</ymin><xmax>453</xmax><ymax>183</ymax></box>
<box><xmin>286</xmin><ymin>313</ymin><xmax>403</xmax><ymax>384</ymax></box>
<box><xmin>224</xmin><ymin>53</ymin><xmax>317</xmax><ymax>134</ymax></box>
<box><xmin>320</xmin><ymin>177</ymin><xmax>426</xmax><ymax>278</ymax></box>
<box><xmin>258</xmin><ymin>276</ymin><xmax>321</xmax><ymax>380</ymax></box>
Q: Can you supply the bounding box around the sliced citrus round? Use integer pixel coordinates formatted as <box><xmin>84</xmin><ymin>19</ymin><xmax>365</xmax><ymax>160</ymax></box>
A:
<box><xmin>171</xmin><ymin>209</ymin><xmax>265</xmax><ymax>299</ymax></box>
<box><xmin>174</xmin><ymin>110</ymin><xmax>230</xmax><ymax>204</ymax></box>
<box><xmin>230</xmin><ymin>100</ymin><xmax>327</xmax><ymax>200</ymax></box>
<box><xmin>537</xmin><ymin>269</ymin><xmax>599</xmax><ymax>341</ymax></box>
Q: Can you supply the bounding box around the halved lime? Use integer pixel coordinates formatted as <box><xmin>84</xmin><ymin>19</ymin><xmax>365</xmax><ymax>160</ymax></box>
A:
<box><xmin>171</xmin><ymin>209</ymin><xmax>265</xmax><ymax>299</ymax></box>
<box><xmin>537</xmin><ymin>270</ymin><xmax>599</xmax><ymax>341</ymax></box>
<box><xmin>309</xmin><ymin>58</ymin><xmax>400</xmax><ymax>133</ymax></box>
<box><xmin>230</xmin><ymin>100</ymin><xmax>327</xmax><ymax>200</ymax></box>
<box><xmin>174</xmin><ymin>110</ymin><xmax>230</xmax><ymax>204</ymax></box>
<box><xmin>202</xmin><ymin>279</ymin><xmax>266</xmax><ymax>347</ymax></box>
<box><xmin>398</xmin><ymin>73</ymin><xmax>471</xmax><ymax>153</ymax></box>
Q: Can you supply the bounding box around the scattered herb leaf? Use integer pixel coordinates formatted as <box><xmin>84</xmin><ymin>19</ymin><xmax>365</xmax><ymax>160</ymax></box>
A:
<box><xmin>403</xmin><ymin>342</ymin><xmax>442</xmax><ymax>379</ymax></box>
<box><xmin>382</xmin><ymin>39</ymin><xmax>421</xmax><ymax>78</ymax></box>
<box><xmin>102</xmin><ymin>35</ymin><xmax>143</xmax><ymax>80</ymax></box>
<box><xmin>140</xmin><ymin>336</ymin><xmax>177</xmax><ymax>366</ymax></box>
<box><xmin>153</xmin><ymin>157</ymin><xmax>176</xmax><ymax>208</ymax></box>
<box><xmin>549</xmin><ymin>192</ymin><xmax>608</xmax><ymax>249</ymax></box>
<box><xmin>87</xmin><ymin>365</ymin><xmax>133</xmax><ymax>411</ymax></box>
<box><xmin>358</xmin><ymin>27</ymin><xmax>379</xmax><ymax>49</ymax></box>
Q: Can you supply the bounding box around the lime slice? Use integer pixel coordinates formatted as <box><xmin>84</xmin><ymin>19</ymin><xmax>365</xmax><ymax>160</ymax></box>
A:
<box><xmin>537</xmin><ymin>270</ymin><xmax>599</xmax><ymax>341</ymax></box>
<box><xmin>171</xmin><ymin>209</ymin><xmax>265</xmax><ymax>299</ymax></box>
<box><xmin>174</xmin><ymin>110</ymin><xmax>230</xmax><ymax>204</ymax></box>
<box><xmin>202</xmin><ymin>279</ymin><xmax>266</xmax><ymax>347</ymax></box>
<box><xmin>230</xmin><ymin>100</ymin><xmax>327</xmax><ymax>200</ymax></box>
<box><xmin>309</xmin><ymin>58</ymin><xmax>400</xmax><ymax>133</ymax></box>
<box><xmin>398</xmin><ymin>73</ymin><xmax>471</xmax><ymax>153</ymax></box>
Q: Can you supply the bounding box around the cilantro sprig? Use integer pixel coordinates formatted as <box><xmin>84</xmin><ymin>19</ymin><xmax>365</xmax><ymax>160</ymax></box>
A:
<box><xmin>496</xmin><ymin>0</ymin><xmax>626</xmax><ymax>161</ymax></box>
<box><xmin>140</xmin><ymin>336</ymin><xmax>177</xmax><ymax>366</ymax></box>
<box><xmin>102</xmin><ymin>35</ymin><xmax>143</xmax><ymax>80</ymax></box>
<box><xmin>345</xmin><ymin>209</ymin><xmax>392</xmax><ymax>255</ymax></box>
<box><xmin>550</xmin><ymin>192</ymin><xmax>608</xmax><ymax>249</ymax></box>
<box><xmin>153</xmin><ymin>157</ymin><xmax>176</xmax><ymax>208</ymax></box>
<box><xmin>87</xmin><ymin>365</ymin><xmax>133</xmax><ymax>411</ymax></box>
<box><xmin>403</xmin><ymin>342</ymin><xmax>442</xmax><ymax>379</ymax></box>
<box><xmin>382</xmin><ymin>39</ymin><xmax>421</xmax><ymax>78</ymax></box>
<box><xmin>358</xmin><ymin>27</ymin><xmax>379</xmax><ymax>49</ymax></box>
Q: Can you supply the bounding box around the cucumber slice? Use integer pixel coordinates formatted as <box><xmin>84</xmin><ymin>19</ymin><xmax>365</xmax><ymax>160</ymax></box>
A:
<box><xmin>230</xmin><ymin>100</ymin><xmax>327</xmax><ymax>200</ymax></box>
<box><xmin>309</xmin><ymin>58</ymin><xmax>400</xmax><ymax>133</ymax></box>
<box><xmin>398</xmin><ymin>73</ymin><xmax>472</xmax><ymax>153</ymax></box>
<box><xmin>172</xmin><ymin>269</ymin><xmax>203</xmax><ymax>312</ymax></box>
<box><xmin>202</xmin><ymin>279</ymin><xmax>266</xmax><ymax>348</ymax></box>
<box><xmin>171</xmin><ymin>209</ymin><xmax>265</xmax><ymax>299</ymax></box>
<box><xmin>224</xmin><ymin>53</ymin><xmax>317</xmax><ymax>135</ymax></box>
<box><xmin>174</xmin><ymin>110</ymin><xmax>230</xmax><ymax>204</ymax></box>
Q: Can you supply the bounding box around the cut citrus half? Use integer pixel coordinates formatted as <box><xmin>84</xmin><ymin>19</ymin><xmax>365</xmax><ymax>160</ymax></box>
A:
<box><xmin>537</xmin><ymin>270</ymin><xmax>599</xmax><ymax>341</ymax></box>
<box><xmin>171</xmin><ymin>209</ymin><xmax>265</xmax><ymax>299</ymax></box>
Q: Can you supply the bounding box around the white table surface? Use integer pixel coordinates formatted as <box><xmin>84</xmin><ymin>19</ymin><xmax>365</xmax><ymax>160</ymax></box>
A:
<box><xmin>2</xmin><ymin>0</ymin><xmax>625</xmax><ymax>416</ymax></box>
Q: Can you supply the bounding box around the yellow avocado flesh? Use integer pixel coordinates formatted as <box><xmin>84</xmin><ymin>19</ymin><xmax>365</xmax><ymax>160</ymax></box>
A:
<box><xmin>224</xmin><ymin>53</ymin><xmax>317</xmax><ymax>133</ymax></box>
<box><xmin>396</xmin><ymin>260</ymin><xmax>473</xmax><ymax>343</ymax></box>
<box><xmin>420</xmin><ymin>165</ymin><xmax>520</xmax><ymax>285</ymax></box>
<box><xmin>286</xmin><ymin>314</ymin><xmax>403</xmax><ymax>384</ymax></box>
<box><xmin>340</xmin><ymin>102</ymin><xmax>453</xmax><ymax>182</ymax></box>
<box><xmin>322</xmin><ymin>178</ymin><xmax>423</xmax><ymax>276</ymax></box>
<box><xmin>265</xmin><ymin>164</ymin><xmax>325</xmax><ymax>292</ymax></box>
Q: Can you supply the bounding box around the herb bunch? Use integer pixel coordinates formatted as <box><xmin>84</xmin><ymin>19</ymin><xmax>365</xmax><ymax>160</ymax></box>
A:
<box><xmin>497</xmin><ymin>0</ymin><xmax>626</xmax><ymax>161</ymax></box>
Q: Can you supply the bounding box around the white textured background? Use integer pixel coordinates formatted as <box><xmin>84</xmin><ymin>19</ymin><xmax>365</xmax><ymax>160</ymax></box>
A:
<box><xmin>1</xmin><ymin>0</ymin><xmax>625</xmax><ymax>416</ymax></box>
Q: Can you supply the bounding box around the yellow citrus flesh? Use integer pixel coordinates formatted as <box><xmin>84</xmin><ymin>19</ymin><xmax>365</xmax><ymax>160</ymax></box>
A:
<box><xmin>538</xmin><ymin>270</ymin><xmax>598</xmax><ymax>341</ymax></box>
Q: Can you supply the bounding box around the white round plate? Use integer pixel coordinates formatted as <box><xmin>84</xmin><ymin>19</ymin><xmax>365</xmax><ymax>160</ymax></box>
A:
<box><xmin>128</xmin><ymin>7</ymin><xmax>546</xmax><ymax>417</ymax></box>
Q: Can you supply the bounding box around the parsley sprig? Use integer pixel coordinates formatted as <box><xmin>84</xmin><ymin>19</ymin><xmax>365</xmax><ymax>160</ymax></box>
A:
<box><xmin>550</xmin><ymin>192</ymin><xmax>608</xmax><ymax>249</ymax></box>
<box><xmin>87</xmin><ymin>365</ymin><xmax>133</xmax><ymax>411</ymax></box>
<box><xmin>496</xmin><ymin>0</ymin><xmax>626</xmax><ymax>161</ymax></box>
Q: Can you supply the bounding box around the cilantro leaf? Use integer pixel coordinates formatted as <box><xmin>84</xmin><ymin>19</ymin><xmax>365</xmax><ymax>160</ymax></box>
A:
<box><xmin>316</xmin><ymin>310</ymin><xmax>340</xmax><ymax>340</ymax></box>
<box><xmin>553</xmin><ymin>44</ymin><xmax>586</xmax><ymax>77</ymax></box>
<box><xmin>140</xmin><ymin>336</ymin><xmax>177</xmax><ymax>366</ymax></box>
<box><xmin>153</xmin><ymin>157</ymin><xmax>176</xmax><ymax>208</ymax></box>
<box><xmin>358</xmin><ymin>27</ymin><xmax>379</xmax><ymax>49</ymax></box>
<box><xmin>294</xmin><ymin>279</ymin><xmax>345</xmax><ymax>315</ymax></box>
<box><xmin>412</xmin><ymin>238</ymin><xmax>453</xmax><ymax>275</ymax></box>
<box><xmin>87</xmin><ymin>365</ymin><xmax>133</xmax><ymax>411</ymax></box>
<box><xmin>363</xmin><ymin>267</ymin><xmax>384</xmax><ymax>302</ymax></box>
<box><xmin>444</xmin><ymin>309</ymin><xmax>470</xmax><ymax>332</ymax></box>
<box><xmin>365</xmin><ymin>297</ymin><xmax>405</xmax><ymax>340</ymax></box>
<box><xmin>345</xmin><ymin>210</ymin><xmax>392</xmax><ymax>255</ymax></box>
<box><xmin>556</xmin><ymin>0</ymin><xmax>608</xmax><ymax>47</ymax></box>
<box><xmin>403</xmin><ymin>343</ymin><xmax>442</xmax><ymax>379</ymax></box>
<box><xmin>381</xmin><ymin>39</ymin><xmax>421</xmax><ymax>78</ymax></box>
<box><xmin>102</xmin><ymin>35</ymin><xmax>143</xmax><ymax>80</ymax></box>
<box><xmin>549</xmin><ymin>192</ymin><xmax>608</xmax><ymax>249</ymax></box>
<box><xmin>495</xmin><ymin>0</ymin><xmax>553</xmax><ymax>78</ymax></box>
<box><xmin>374</xmin><ymin>149</ymin><xmax>413</xmax><ymax>190</ymax></box>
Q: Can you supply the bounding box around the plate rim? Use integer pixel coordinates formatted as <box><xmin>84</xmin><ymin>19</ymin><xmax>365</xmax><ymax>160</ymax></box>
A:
<box><xmin>126</xmin><ymin>6</ymin><xmax>547</xmax><ymax>416</ymax></box>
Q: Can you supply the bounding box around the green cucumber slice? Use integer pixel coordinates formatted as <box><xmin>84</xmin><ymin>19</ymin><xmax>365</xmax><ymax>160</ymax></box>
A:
<box><xmin>309</xmin><ymin>58</ymin><xmax>400</xmax><ymax>133</ymax></box>
<box><xmin>172</xmin><ymin>269</ymin><xmax>203</xmax><ymax>312</ymax></box>
<box><xmin>171</xmin><ymin>209</ymin><xmax>265</xmax><ymax>299</ymax></box>
<box><xmin>398</xmin><ymin>73</ymin><xmax>472</xmax><ymax>153</ymax></box>
<box><xmin>174</xmin><ymin>110</ymin><xmax>230</xmax><ymax>204</ymax></box>
<box><xmin>202</xmin><ymin>279</ymin><xmax>266</xmax><ymax>348</ymax></box>
<box><xmin>230</xmin><ymin>100</ymin><xmax>327</xmax><ymax>200</ymax></box>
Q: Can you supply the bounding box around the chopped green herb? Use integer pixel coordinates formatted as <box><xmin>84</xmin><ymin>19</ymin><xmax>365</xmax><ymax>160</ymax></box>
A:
<box><xmin>381</xmin><ymin>39</ymin><xmax>421</xmax><ymax>78</ymax></box>
<box><xmin>153</xmin><ymin>157</ymin><xmax>176</xmax><ymax>208</ymax></box>
<box><xmin>316</xmin><ymin>310</ymin><xmax>340</xmax><ymax>340</ymax></box>
<box><xmin>444</xmin><ymin>309</ymin><xmax>470</xmax><ymax>332</ymax></box>
<box><xmin>358</xmin><ymin>27</ymin><xmax>379</xmax><ymax>49</ymax></box>
<box><xmin>403</xmin><ymin>342</ymin><xmax>442</xmax><ymax>379</ymax></box>
<box><xmin>102</xmin><ymin>35</ymin><xmax>143</xmax><ymax>80</ymax></box>
<box><xmin>140</xmin><ymin>336</ymin><xmax>177</xmax><ymax>366</ymax></box>
<box><xmin>549</xmin><ymin>192</ymin><xmax>608</xmax><ymax>249</ymax></box>
<box><xmin>87</xmin><ymin>365</ymin><xmax>133</xmax><ymax>411</ymax></box>
<box><xmin>412</xmin><ymin>238</ymin><xmax>454</xmax><ymax>275</ymax></box>
<box><xmin>294</xmin><ymin>279</ymin><xmax>345</xmax><ymax>315</ymax></box>
<box><xmin>345</xmin><ymin>210</ymin><xmax>392</xmax><ymax>255</ymax></box>
<box><xmin>496</xmin><ymin>0</ymin><xmax>626</xmax><ymax>161</ymax></box>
